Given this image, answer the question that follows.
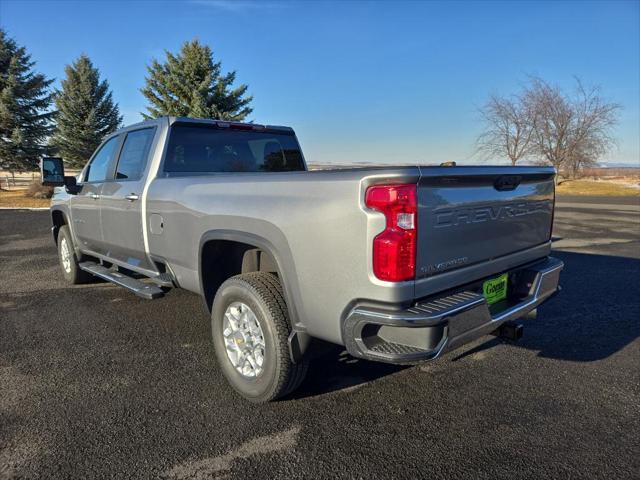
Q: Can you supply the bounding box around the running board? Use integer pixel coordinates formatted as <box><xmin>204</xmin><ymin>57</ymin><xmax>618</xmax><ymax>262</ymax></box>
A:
<box><xmin>150</xmin><ymin>272</ymin><xmax>174</xmax><ymax>288</ymax></box>
<box><xmin>79</xmin><ymin>262</ymin><xmax>165</xmax><ymax>300</ymax></box>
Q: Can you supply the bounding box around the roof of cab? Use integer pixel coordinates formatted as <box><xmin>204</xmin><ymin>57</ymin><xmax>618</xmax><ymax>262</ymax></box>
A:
<box><xmin>168</xmin><ymin>116</ymin><xmax>294</xmax><ymax>132</ymax></box>
<box><xmin>111</xmin><ymin>116</ymin><xmax>295</xmax><ymax>137</ymax></box>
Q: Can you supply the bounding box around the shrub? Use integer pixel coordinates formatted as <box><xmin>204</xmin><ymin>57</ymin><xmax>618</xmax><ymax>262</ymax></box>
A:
<box><xmin>27</xmin><ymin>180</ymin><xmax>53</xmax><ymax>199</ymax></box>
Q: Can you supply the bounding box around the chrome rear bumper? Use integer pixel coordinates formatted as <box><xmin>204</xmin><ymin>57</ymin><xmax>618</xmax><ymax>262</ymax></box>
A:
<box><xmin>342</xmin><ymin>256</ymin><xmax>563</xmax><ymax>364</ymax></box>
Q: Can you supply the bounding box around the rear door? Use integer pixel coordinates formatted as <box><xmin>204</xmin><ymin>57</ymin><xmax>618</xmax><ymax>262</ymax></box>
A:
<box><xmin>415</xmin><ymin>166</ymin><xmax>555</xmax><ymax>279</ymax></box>
<box><xmin>99</xmin><ymin>127</ymin><xmax>157</xmax><ymax>271</ymax></box>
<box><xmin>70</xmin><ymin>135</ymin><xmax>122</xmax><ymax>253</ymax></box>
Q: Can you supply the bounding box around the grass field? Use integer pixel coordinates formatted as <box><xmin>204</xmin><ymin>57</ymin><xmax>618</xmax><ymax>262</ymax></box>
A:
<box><xmin>556</xmin><ymin>179</ymin><xmax>640</xmax><ymax>196</ymax></box>
<box><xmin>0</xmin><ymin>190</ymin><xmax>50</xmax><ymax>208</ymax></box>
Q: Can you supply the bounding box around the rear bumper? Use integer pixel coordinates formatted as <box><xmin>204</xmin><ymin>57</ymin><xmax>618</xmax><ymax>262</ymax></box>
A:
<box><xmin>342</xmin><ymin>256</ymin><xmax>563</xmax><ymax>364</ymax></box>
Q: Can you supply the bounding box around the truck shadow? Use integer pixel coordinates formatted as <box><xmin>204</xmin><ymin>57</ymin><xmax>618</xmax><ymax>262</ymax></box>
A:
<box><xmin>505</xmin><ymin>250</ymin><xmax>640</xmax><ymax>362</ymax></box>
<box><xmin>293</xmin><ymin>250</ymin><xmax>639</xmax><ymax>399</ymax></box>
<box><xmin>291</xmin><ymin>346</ymin><xmax>407</xmax><ymax>399</ymax></box>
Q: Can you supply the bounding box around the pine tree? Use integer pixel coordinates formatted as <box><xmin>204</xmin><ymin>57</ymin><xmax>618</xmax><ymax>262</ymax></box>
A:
<box><xmin>141</xmin><ymin>39</ymin><xmax>252</xmax><ymax>121</ymax></box>
<box><xmin>50</xmin><ymin>54</ymin><xmax>122</xmax><ymax>168</ymax></box>
<box><xmin>0</xmin><ymin>29</ymin><xmax>54</xmax><ymax>174</ymax></box>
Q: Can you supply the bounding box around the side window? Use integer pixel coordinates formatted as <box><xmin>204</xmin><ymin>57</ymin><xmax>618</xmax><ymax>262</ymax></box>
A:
<box><xmin>115</xmin><ymin>128</ymin><xmax>155</xmax><ymax>180</ymax></box>
<box><xmin>85</xmin><ymin>136</ymin><xmax>119</xmax><ymax>182</ymax></box>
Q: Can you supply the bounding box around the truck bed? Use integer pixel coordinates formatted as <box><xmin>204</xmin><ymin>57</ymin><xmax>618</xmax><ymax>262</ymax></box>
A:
<box><xmin>145</xmin><ymin>164</ymin><xmax>555</xmax><ymax>344</ymax></box>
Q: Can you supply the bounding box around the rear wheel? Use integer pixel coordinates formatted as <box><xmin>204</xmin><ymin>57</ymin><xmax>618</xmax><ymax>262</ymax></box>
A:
<box><xmin>211</xmin><ymin>272</ymin><xmax>308</xmax><ymax>402</ymax></box>
<box><xmin>57</xmin><ymin>225</ymin><xmax>93</xmax><ymax>284</ymax></box>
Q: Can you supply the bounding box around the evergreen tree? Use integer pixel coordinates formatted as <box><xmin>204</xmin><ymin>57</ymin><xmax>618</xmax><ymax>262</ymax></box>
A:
<box><xmin>50</xmin><ymin>54</ymin><xmax>122</xmax><ymax>168</ymax></box>
<box><xmin>141</xmin><ymin>39</ymin><xmax>252</xmax><ymax>121</ymax></box>
<box><xmin>0</xmin><ymin>29</ymin><xmax>54</xmax><ymax>174</ymax></box>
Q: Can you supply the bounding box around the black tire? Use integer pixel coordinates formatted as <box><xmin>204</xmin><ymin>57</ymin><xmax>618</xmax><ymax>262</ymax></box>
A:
<box><xmin>211</xmin><ymin>272</ymin><xmax>308</xmax><ymax>402</ymax></box>
<box><xmin>57</xmin><ymin>225</ymin><xmax>93</xmax><ymax>285</ymax></box>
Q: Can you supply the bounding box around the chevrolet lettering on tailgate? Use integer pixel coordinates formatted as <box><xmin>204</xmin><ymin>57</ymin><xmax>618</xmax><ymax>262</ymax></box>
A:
<box><xmin>433</xmin><ymin>200</ymin><xmax>553</xmax><ymax>228</ymax></box>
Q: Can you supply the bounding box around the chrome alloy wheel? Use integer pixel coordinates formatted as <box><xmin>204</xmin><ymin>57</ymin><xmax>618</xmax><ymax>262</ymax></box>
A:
<box><xmin>223</xmin><ymin>302</ymin><xmax>266</xmax><ymax>378</ymax></box>
<box><xmin>60</xmin><ymin>237</ymin><xmax>72</xmax><ymax>273</ymax></box>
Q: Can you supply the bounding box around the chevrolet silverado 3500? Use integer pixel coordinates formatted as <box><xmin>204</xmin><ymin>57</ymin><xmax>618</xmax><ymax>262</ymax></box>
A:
<box><xmin>41</xmin><ymin>117</ymin><xmax>563</xmax><ymax>402</ymax></box>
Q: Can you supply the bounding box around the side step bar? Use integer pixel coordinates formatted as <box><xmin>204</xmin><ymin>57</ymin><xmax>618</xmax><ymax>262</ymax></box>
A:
<box><xmin>79</xmin><ymin>262</ymin><xmax>165</xmax><ymax>300</ymax></box>
<box><xmin>150</xmin><ymin>272</ymin><xmax>174</xmax><ymax>288</ymax></box>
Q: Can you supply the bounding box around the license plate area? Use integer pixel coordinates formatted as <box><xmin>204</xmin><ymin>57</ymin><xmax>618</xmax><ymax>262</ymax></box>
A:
<box><xmin>483</xmin><ymin>273</ymin><xmax>508</xmax><ymax>305</ymax></box>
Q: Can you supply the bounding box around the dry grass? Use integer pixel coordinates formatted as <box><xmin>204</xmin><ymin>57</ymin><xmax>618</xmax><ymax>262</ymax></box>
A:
<box><xmin>0</xmin><ymin>189</ymin><xmax>50</xmax><ymax>208</ymax></box>
<box><xmin>581</xmin><ymin>167</ymin><xmax>640</xmax><ymax>177</ymax></box>
<box><xmin>556</xmin><ymin>179</ymin><xmax>640</xmax><ymax>196</ymax></box>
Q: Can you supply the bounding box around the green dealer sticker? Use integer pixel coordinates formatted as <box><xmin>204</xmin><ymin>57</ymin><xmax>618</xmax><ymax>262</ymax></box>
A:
<box><xmin>483</xmin><ymin>273</ymin><xmax>508</xmax><ymax>305</ymax></box>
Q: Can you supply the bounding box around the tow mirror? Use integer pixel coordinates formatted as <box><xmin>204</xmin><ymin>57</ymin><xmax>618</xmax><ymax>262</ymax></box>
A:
<box><xmin>40</xmin><ymin>157</ymin><xmax>65</xmax><ymax>186</ymax></box>
<box><xmin>40</xmin><ymin>157</ymin><xmax>81</xmax><ymax>194</ymax></box>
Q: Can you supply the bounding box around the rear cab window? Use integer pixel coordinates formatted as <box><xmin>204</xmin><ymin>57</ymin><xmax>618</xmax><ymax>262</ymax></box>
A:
<box><xmin>163</xmin><ymin>124</ymin><xmax>305</xmax><ymax>174</ymax></box>
<box><xmin>115</xmin><ymin>128</ymin><xmax>155</xmax><ymax>180</ymax></box>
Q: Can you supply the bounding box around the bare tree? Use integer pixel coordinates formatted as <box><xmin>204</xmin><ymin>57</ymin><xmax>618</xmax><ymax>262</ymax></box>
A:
<box><xmin>476</xmin><ymin>77</ymin><xmax>620</xmax><ymax>180</ymax></box>
<box><xmin>566</xmin><ymin>79</ymin><xmax>620</xmax><ymax>177</ymax></box>
<box><xmin>525</xmin><ymin>77</ymin><xmax>620</xmax><ymax>181</ymax></box>
<box><xmin>476</xmin><ymin>94</ymin><xmax>534</xmax><ymax>165</ymax></box>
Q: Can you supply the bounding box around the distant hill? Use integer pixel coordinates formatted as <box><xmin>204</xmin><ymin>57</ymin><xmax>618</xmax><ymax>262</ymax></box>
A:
<box><xmin>307</xmin><ymin>160</ymin><xmax>640</xmax><ymax>170</ymax></box>
<box><xmin>598</xmin><ymin>161</ymin><xmax>640</xmax><ymax>168</ymax></box>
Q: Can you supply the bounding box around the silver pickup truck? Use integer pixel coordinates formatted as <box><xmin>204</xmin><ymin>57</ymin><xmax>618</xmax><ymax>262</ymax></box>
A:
<box><xmin>41</xmin><ymin>116</ymin><xmax>563</xmax><ymax>402</ymax></box>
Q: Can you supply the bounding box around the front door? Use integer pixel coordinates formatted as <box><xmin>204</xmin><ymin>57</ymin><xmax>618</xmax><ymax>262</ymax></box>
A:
<box><xmin>100</xmin><ymin>127</ymin><xmax>156</xmax><ymax>272</ymax></box>
<box><xmin>70</xmin><ymin>135</ymin><xmax>121</xmax><ymax>253</ymax></box>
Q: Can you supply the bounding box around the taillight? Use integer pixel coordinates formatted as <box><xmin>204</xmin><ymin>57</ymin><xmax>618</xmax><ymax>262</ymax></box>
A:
<box><xmin>365</xmin><ymin>183</ymin><xmax>417</xmax><ymax>282</ymax></box>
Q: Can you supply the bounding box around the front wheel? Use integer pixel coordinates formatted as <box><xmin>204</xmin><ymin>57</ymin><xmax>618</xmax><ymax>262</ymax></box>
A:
<box><xmin>57</xmin><ymin>225</ymin><xmax>93</xmax><ymax>284</ymax></box>
<box><xmin>211</xmin><ymin>272</ymin><xmax>308</xmax><ymax>402</ymax></box>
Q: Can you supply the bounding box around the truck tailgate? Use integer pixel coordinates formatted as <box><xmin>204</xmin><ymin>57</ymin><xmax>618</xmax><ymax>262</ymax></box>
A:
<box><xmin>415</xmin><ymin>166</ymin><xmax>555</xmax><ymax>279</ymax></box>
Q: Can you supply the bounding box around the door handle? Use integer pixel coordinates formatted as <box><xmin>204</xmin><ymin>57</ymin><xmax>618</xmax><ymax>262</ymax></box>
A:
<box><xmin>90</xmin><ymin>193</ymin><xmax>100</xmax><ymax>200</ymax></box>
<box><xmin>125</xmin><ymin>193</ymin><xmax>139</xmax><ymax>202</ymax></box>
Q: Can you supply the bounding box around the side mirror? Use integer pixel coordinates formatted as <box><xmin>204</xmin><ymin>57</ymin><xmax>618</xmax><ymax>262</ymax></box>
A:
<box><xmin>63</xmin><ymin>175</ymin><xmax>81</xmax><ymax>194</ymax></box>
<box><xmin>40</xmin><ymin>157</ymin><xmax>65</xmax><ymax>186</ymax></box>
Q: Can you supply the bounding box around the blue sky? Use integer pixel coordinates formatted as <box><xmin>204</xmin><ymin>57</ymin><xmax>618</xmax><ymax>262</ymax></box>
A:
<box><xmin>1</xmin><ymin>0</ymin><xmax>639</xmax><ymax>165</ymax></box>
